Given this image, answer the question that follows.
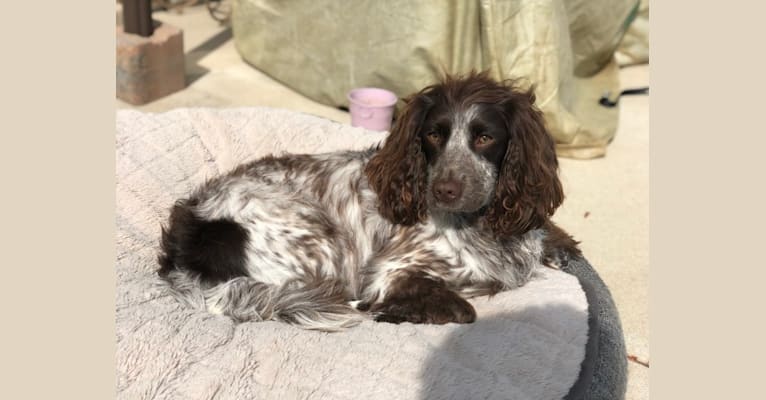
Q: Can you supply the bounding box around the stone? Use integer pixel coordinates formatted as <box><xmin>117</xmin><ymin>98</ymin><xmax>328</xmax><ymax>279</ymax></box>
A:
<box><xmin>116</xmin><ymin>22</ymin><xmax>185</xmax><ymax>105</ymax></box>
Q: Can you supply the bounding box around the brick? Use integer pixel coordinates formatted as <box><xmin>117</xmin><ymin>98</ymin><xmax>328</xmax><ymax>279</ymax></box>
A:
<box><xmin>116</xmin><ymin>22</ymin><xmax>186</xmax><ymax>105</ymax></box>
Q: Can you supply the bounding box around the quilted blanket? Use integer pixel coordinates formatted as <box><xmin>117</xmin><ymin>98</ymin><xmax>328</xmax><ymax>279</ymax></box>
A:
<box><xmin>116</xmin><ymin>107</ymin><xmax>589</xmax><ymax>399</ymax></box>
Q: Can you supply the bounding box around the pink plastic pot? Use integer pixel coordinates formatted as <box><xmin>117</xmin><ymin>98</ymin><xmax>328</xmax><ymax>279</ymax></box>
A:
<box><xmin>347</xmin><ymin>88</ymin><xmax>398</xmax><ymax>131</ymax></box>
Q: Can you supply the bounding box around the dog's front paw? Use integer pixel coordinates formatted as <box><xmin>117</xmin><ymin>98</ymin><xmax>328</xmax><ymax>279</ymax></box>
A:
<box><xmin>370</xmin><ymin>277</ymin><xmax>476</xmax><ymax>325</ymax></box>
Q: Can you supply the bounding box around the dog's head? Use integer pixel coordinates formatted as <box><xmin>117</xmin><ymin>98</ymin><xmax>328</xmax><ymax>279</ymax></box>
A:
<box><xmin>365</xmin><ymin>71</ymin><xmax>563</xmax><ymax>237</ymax></box>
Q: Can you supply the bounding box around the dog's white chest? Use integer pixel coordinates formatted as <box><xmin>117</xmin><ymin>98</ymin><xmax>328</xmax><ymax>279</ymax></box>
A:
<box><xmin>435</xmin><ymin>229</ymin><xmax>495</xmax><ymax>280</ymax></box>
<box><xmin>432</xmin><ymin>227</ymin><xmax>545</xmax><ymax>290</ymax></box>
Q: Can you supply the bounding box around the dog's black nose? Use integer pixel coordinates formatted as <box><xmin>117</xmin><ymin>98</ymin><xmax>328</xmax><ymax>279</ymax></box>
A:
<box><xmin>433</xmin><ymin>179</ymin><xmax>463</xmax><ymax>203</ymax></box>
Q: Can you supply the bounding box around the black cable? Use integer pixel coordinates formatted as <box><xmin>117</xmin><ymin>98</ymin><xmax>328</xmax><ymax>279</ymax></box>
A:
<box><xmin>206</xmin><ymin>0</ymin><xmax>232</xmax><ymax>23</ymax></box>
<box><xmin>599</xmin><ymin>87</ymin><xmax>649</xmax><ymax>108</ymax></box>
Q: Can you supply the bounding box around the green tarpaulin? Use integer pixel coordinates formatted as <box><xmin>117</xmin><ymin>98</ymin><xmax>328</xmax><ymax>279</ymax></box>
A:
<box><xmin>232</xmin><ymin>0</ymin><xmax>643</xmax><ymax>159</ymax></box>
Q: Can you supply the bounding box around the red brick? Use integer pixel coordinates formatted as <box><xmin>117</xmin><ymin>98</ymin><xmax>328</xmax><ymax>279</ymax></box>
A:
<box><xmin>117</xmin><ymin>22</ymin><xmax>185</xmax><ymax>105</ymax></box>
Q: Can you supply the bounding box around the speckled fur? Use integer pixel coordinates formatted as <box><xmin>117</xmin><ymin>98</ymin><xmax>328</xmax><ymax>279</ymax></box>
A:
<box><xmin>158</xmin><ymin>72</ymin><xmax>578</xmax><ymax>331</ymax></box>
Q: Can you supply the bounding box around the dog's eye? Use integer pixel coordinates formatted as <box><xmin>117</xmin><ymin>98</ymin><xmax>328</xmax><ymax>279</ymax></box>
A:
<box><xmin>475</xmin><ymin>134</ymin><xmax>494</xmax><ymax>146</ymax></box>
<box><xmin>426</xmin><ymin>131</ymin><xmax>442</xmax><ymax>144</ymax></box>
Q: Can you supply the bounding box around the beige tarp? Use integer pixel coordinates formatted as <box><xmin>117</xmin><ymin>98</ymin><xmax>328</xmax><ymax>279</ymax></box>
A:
<box><xmin>232</xmin><ymin>0</ymin><xmax>642</xmax><ymax>159</ymax></box>
<box><xmin>616</xmin><ymin>0</ymin><xmax>649</xmax><ymax>66</ymax></box>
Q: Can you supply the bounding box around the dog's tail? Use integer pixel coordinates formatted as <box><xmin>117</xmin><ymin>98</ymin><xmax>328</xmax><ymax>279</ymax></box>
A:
<box><xmin>159</xmin><ymin>269</ymin><xmax>366</xmax><ymax>332</ymax></box>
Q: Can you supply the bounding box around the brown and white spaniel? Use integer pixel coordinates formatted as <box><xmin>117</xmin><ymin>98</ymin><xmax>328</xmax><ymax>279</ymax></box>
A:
<box><xmin>158</xmin><ymin>71</ymin><xmax>580</xmax><ymax>331</ymax></box>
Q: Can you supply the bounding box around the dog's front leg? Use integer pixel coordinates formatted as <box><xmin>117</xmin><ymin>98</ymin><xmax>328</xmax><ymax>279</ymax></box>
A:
<box><xmin>363</xmin><ymin>270</ymin><xmax>476</xmax><ymax>325</ymax></box>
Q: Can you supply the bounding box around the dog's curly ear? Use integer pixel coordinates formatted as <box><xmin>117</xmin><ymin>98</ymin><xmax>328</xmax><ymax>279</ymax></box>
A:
<box><xmin>485</xmin><ymin>86</ymin><xmax>564</xmax><ymax>237</ymax></box>
<box><xmin>365</xmin><ymin>92</ymin><xmax>432</xmax><ymax>225</ymax></box>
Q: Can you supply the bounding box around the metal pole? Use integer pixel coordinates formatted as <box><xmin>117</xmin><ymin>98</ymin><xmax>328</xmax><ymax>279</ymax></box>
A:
<box><xmin>122</xmin><ymin>0</ymin><xmax>154</xmax><ymax>37</ymax></box>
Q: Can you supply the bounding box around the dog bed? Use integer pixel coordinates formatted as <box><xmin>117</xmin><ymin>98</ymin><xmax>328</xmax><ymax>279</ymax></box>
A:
<box><xmin>116</xmin><ymin>107</ymin><xmax>627</xmax><ymax>399</ymax></box>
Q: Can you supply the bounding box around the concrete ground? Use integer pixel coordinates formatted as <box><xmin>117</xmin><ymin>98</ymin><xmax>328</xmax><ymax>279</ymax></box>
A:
<box><xmin>117</xmin><ymin>5</ymin><xmax>649</xmax><ymax>399</ymax></box>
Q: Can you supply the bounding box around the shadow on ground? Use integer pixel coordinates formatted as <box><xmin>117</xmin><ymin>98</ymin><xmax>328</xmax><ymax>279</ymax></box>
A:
<box><xmin>417</xmin><ymin>305</ymin><xmax>588</xmax><ymax>400</ymax></box>
<box><xmin>185</xmin><ymin>27</ymin><xmax>233</xmax><ymax>85</ymax></box>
